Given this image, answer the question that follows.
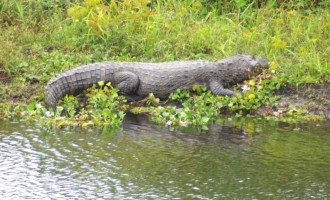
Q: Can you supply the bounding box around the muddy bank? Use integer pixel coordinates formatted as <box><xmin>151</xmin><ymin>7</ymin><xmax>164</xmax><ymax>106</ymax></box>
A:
<box><xmin>254</xmin><ymin>83</ymin><xmax>330</xmax><ymax>120</ymax></box>
<box><xmin>0</xmin><ymin>71</ymin><xmax>10</xmax><ymax>84</ymax></box>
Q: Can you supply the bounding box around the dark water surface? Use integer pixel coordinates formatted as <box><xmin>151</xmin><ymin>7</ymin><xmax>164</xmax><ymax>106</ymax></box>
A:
<box><xmin>1</xmin><ymin>115</ymin><xmax>329</xmax><ymax>199</ymax></box>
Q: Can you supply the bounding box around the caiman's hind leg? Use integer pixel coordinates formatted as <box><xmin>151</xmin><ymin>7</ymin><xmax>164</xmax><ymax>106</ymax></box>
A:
<box><xmin>114</xmin><ymin>71</ymin><xmax>140</xmax><ymax>100</ymax></box>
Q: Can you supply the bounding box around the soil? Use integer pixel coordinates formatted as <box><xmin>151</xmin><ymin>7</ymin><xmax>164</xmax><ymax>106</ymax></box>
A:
<box><xmin>254</xmin><ymin>83</ymin><xmax>330</xmax><ymax>120</ymax></box>
<box><xmin>0</xmin><ymin>71</ymin><xmax>10</xmax><ymax>84</ymax></box>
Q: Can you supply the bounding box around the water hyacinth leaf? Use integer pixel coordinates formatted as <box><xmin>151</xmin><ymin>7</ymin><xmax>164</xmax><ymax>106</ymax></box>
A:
<box><xmin>27</xmin><ymin>102</ymin><xmax>37</xmax><ymax>111</ymax></box>
<box><xmin>102</xmin><ymin>108</ymin><xmax>112</xmax><ymax>118</ymax></box>
<box><xmin>201</xmin><ymin>116</ymin><xmax>210</xmax><ymax>124</ymax></box>
<box><xmin>98</xmin><ymin>81</ymin><xmax>104</xmax><ymax>87</ymax></box>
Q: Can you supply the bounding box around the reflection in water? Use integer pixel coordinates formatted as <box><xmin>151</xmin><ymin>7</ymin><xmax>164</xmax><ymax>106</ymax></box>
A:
<box><xmin>0</xmin><ymin>116</ymin><xmax>329</xmax><ymax>199</ymax></box>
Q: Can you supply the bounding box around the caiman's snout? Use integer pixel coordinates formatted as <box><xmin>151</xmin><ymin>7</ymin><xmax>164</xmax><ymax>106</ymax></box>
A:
<box><xmin>259</xmin><ymin>58</ymin><xmax>269</xmax><ymax>69</ymax></box>
<box><xmin>248</xmin><ymin>57</ymin><xmax>269</xmax><ymax>76</ymax></box>
<box><xmin>252</xmin><ymin>58</ymin><xmax>268</xmax><ymax>73</ymax></box>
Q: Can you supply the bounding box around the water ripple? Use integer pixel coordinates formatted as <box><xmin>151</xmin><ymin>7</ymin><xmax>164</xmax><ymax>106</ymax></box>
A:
<box><xmin>0</xmin><ymin>118</ymin><xmax>330</xmax><ymax>199</ymax></box>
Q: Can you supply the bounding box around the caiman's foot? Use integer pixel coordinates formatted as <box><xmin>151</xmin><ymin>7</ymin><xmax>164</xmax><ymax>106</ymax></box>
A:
<box><xmin>125</xmin><ymin>95</ymin><xmax>142</xmax><ymax>102</ymax></box>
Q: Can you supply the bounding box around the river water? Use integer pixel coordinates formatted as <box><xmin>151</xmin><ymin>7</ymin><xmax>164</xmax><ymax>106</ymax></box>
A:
<box><xmin>0</xmin><ymin>114</ymin><xmax>329</xmax><ymax>199</ymax></box>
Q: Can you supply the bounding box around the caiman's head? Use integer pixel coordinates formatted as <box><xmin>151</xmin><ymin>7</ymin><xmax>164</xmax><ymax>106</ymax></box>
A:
<box><xmin>216</xmin><ymin>55</ymin><xmax>269</xmax><ymax>83</ymax></box>
<box><xmin>245</xmin><ymin>55</ymin><xmax>269</xmax><ymax>77</ymax></box>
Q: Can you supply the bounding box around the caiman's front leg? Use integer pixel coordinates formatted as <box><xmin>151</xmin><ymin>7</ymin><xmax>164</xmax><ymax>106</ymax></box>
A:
<box><xmin>209</xmin><ymin>80</ymin><xmax>236</xmax><ymax>97</ymax></box>
<box><xmin>114</xmin><ymin>71</ymin><xmax>140</xmax><ymax>98</ymax></box>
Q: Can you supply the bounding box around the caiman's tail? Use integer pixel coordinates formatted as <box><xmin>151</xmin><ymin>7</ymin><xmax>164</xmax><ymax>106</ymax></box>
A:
<box><xmin>45</xmin><ymin>63</ymin><xmax>114</xmax><ymax>110</ymax></box>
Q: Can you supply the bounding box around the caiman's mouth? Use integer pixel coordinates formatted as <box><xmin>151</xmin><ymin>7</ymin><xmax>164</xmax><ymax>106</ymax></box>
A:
<box><xmin>258</xmin><ymin>58</ymin><xmax>269</xmax><ymax>69</ymax></box>
<box><xmin>249</xmin><ymin>58</ymin><xmax>269</xmax><ymax>76</ymax></box>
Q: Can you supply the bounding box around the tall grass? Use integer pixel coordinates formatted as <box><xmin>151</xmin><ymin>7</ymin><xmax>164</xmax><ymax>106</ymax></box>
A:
<box><xmin>0</xmin><ymin>0</ymin><xmax>329</xmax><ymax>92</ymax></box>
<box><xmin>65</xmin><ymin>0</ymin><xmax>330</xmax><ymax>83</ymax></box>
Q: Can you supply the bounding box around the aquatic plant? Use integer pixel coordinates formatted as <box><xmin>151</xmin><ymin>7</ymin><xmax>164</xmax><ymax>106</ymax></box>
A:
<box><xmin>0</xmin><ymin>82</ymin><xmax>126</xmax><ymax>129</ymax></box>
<box><xmin>149</xmin><ymin>76</ymin><xmax>283</xmax><ymax>128</ymax></box>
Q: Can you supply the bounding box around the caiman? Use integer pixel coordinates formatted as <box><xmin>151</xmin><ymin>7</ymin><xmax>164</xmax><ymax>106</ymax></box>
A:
<box><xmin>45</xmin><ymin>55</ymin><xmax>268</xmax><ymax>109</ymax></box>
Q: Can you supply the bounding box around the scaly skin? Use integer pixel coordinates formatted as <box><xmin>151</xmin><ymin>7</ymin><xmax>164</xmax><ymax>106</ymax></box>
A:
<box><xmin>45</xmin><ymin>55</ymin><xmax>268</xmax><ymax>109</ymax></box>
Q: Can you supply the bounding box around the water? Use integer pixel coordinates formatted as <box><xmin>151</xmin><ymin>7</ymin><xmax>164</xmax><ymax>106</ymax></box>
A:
<box><xmin>0</xmin><ymin>115</ymin><xmax>329</xmax><ymax>199</ymax></box>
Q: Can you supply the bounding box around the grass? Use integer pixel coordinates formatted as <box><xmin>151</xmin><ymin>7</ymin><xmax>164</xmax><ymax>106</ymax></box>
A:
<box><xmin>0</xmin><ymin>0</ymin><xmax>329</xmax><ymax>127</ymax></box>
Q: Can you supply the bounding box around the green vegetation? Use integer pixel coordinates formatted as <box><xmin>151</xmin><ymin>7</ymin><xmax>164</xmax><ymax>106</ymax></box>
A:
<box><xmin>149</xmin><ymin>79</ymin><xmax>283</xmax><ymax>128</ymax></box>
<box><xmin>0</xmin><ymin>0</ymin><xmax>329</xmax><ymax>128</ymax></box>
<box><xmin>0</xmin><ymin>82</ymin><xmax>126</xmax><ymax>128</ymax></box>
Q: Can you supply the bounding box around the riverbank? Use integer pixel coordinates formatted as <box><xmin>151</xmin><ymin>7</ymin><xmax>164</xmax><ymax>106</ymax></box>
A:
<box><xmin>255</xmin><ymin>83</ymin><xmax>330</xmax><ymax>121</ymax></box>
<box><xmin>0</xmin><ymin>1</ymin><xmax>329</xmax><ymax>127</ymax></box>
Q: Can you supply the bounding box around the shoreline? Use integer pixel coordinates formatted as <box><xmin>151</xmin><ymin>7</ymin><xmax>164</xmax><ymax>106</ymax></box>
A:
<box><xmin>1</xmin><ymin>76</ymin><xmax>329</xmax><ymax>123</ymax></box>
<box><xmin>254</xmin><ymin>83</ymin><xmax>330</xmax><ymax>120</ymax></box>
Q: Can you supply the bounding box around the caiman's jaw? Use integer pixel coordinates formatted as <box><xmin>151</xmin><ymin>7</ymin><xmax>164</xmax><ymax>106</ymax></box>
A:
<box><xmin>248</xmin><ymin>57</ymin><xmax>269</xmax><ymax>76</ymax></box>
